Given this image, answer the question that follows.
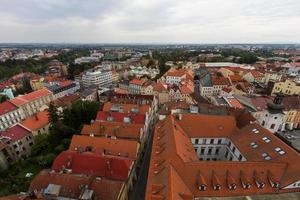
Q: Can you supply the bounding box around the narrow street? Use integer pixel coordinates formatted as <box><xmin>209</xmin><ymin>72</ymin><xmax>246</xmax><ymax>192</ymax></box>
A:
<box><xmin>129</xmin><ymin>119</ymin><xmax>156</xmax><ymax>200</ymax></box>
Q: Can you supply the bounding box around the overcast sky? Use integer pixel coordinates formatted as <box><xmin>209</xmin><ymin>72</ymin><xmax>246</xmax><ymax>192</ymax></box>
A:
<box><xmin>0</xmin><ymin>0</ymin><xmax>299</xmax><ymax>43</ymax></box>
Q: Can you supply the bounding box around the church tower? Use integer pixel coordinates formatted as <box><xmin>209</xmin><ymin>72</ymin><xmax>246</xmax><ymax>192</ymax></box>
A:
<box><xmin>259</xmin><ymin>93</ymin><xmax>284</xmax><ymax>133</ymax></box>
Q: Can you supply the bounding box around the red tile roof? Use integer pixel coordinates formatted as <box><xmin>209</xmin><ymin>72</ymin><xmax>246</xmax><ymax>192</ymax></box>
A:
<box><xmin>0</xmin><ymin>124</ymin><xmax>31</xmax><ymax>142</ymax></box>
<box><xmin>129</xmin><ymin>78</ymin><xmax>146</xmax><ymax>86</ymax></box>
<box><xmin>146</xmin><ymin>114</ymin><xmax>300</xmax><ymax>199</ymax></box>
<box><xmin>212</xmin><ymin>76</ymin><xmax>230</xmax><ymax>86</ymax></box>
<box><xmin>30</xmin><ymin>169</ymin><xmax>123</xmax><ymax>200</ymax></box>
<box><xmin>10</xmin><ymin>88</ymin><xmax>52</xmax><ymax>106</ymax></box>
<box><xmin>20</xmin><ymin>110</ymin><xmax>49</xmax><ymax>131</ymax></box>
<box><xmin>59</xmin><ymin>80</ymin><xmax>73</xmax><ymax>87</ymax></box>
<box><xmin>69</xmin><ymin>135</ymin><xmax>138</xmax><ymax>159</ymax></box>
<box><xmin>96</xmin><ymin>111</ymin><xmax>145</xmax><ymax>124</ymax></box>
<box><xmin>103</xmin><ymin>102</ymin><xmax>150</xmax><ymax>115</ymax></box>
<box><xmin>226</xmin><ymin>97</ymin><xmax>244</xmax><ymax>109</ymax></box>
<box><xmin>0</xmin><ymin>101</ymin><xmax>18</xmax><ymax>116</ymax></box>
<box><xmin>250</xmin><ymin>70</ymin><xmax>264</xmax><ymax>78</ymax></box>
<box><xmin>81</xmin><ymin>121</ymin><xmax>143</xmax><ymax>140</ymax></box>
<box><xmin>52</xmin><ymin>150</ymin><xmax>133</xmax><ymax>181</ymax></box>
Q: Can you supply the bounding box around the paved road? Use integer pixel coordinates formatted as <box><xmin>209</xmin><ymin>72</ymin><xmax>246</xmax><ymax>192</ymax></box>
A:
<box><xmin>129</xmin><ymin>121</ymin><xmax>155</xmax><ymax>200</ymax></box>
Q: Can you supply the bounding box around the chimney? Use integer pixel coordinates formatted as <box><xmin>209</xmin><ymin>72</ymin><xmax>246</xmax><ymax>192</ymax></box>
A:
<box><xmin>178</xmin><ymin>114</ymin><xmax>182</xmax><ymax>121</ymax></box>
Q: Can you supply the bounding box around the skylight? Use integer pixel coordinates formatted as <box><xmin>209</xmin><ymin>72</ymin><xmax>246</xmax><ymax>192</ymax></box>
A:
<box><xmin>262</xmin><ymin>153</ymin><xmax>271</xmax><ymax>160</ymax></box>
<box><xmin>262</xmin><ymin>137</ymin><xmax>271</xmax><ymax>143</ymax></box>
<box><xmin>252</xmin><ymin>128</ymin><xmax>259</xmax><ymax>134</ymax></box>
<box><xmin>250</xmin><ymin>142</ymin><xmax>258</xmax><ymax>149</ymax></box>
<box><xmin>275</xmin><ymin>147</ymin><xmax>286</xmax><ymax>155</ymax></box>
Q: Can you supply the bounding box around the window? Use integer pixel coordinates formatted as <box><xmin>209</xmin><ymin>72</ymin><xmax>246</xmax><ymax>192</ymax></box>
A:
<box><xmin>275</xmin><ymin>147</ymin><xmax>281</xmax><ymax>152</ymax></box>
<box><xmin>200</xmin><ymin>148</ymin><xmax>205</xmax><ymax>155</ymax></box>
<box><xmin>228</xmin><ymin>141</ymin><xmax>231</xmax><ymax>148</ymax></box>
<box><xmin>262</xmin><ymin>137</ymin><xmax>271</xmax><ymax>143</ymax></box>
<box><xmin>262</xmin><ymin>153</ymin><xmax>271</xmax><ymax>160</ymax></box>
<box><xmin>224</xmin><ymin>149</ymin><xmax>229</xmax><ymax>158</ymax></box>
<box><xmin>210</xmin><ymin>139</ymin><xmax>214</xmax><ymax>144</ymax></box>
<box><xmin>250</xmin><ymin>142</ymin><xmax>258</xmax><ymax>149</ymax></box>
<box><xmin>252</xmin><ymin>128</ymin><xmax>259</xmax><ymax>134</ymax></box>
<box><xmin>232</xmin><ymin>146</ymin><xmax>236</xmax><ymax>153</ymax></box>
<box><xmin>217</xmin><ymin>139</ymin><xmax>222</xmax><ymax>144</ymax></box>
<box><xmin>203</xmin><ymin>138</ymin><xmax>207</xmax><ymax>144</ymax></box>
<box><xmin>194</xmin><ymin>148</ymin><xmax>198</xmax><ymax>152</ymax></box>
<box><xmin>208</xmin><ymin>148</ymin><xmax>212</xmax><ymax>155</ymax></box>
<box><xmin>238</xmin><ymin>154</ymin><xmax>243</xmax><ymax>161</ymax></box>
<box><xmin>215</xmin><ymin>147</ymin><xmax>220</xmax><ymax>155</ymax></box>
<box><xmin>270</xmin><ymin>124</ymin><xmax>275</xmax><ymax>129</ymax></box>
<box><xmin>195</xmin><ymin>139</ymin><xmax>199</xmax><ymax>144</ymax></box>
<box><xmin>262</xmin><ymin>121</ymin><xmax>265</xmax><ymax>126</ymax></box>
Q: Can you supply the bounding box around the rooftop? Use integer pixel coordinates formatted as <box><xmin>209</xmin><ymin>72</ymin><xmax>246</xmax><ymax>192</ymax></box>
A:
<box><xmin>20</xmin><ymin>110</ymin><xmax>49</xmax><ymax>131</ymax></box>
<box><xmin>96</xmin><ymin>111</ymin><xmax>145</xmax><ymax>124</ymax></box>
<box><xmin>10</xmin><ymin>88</ymin><xmax>52</xmax><ymax>106</ymax></box>
<box><xmin>0</xmin><ymin>101</ymin><xmax>18</xmax><ymax>116</ymax></box>
<box><xmin>0</xmin><ymin>124</ymin><xmax>31</xmax><ymax>142</ymax></box>
<box><xmin>103</xmin><ymin>102</ymin><xmax>150</xmax><ymax>115</ymax></box>
<box><xmin>146</xmin><ymin>113</ymin><xmax>300</xmax><ymax>199</ymax></box>
<box><xmin>69</xmin><ymin>135</ymin><xmax>138</xmax><ymax>159</ymax></box>
<box><xmin>81</xmin><ymin>121</ymin><xmax>143</xmax><ymax>140</ymax></box>
<box><xmin>29</xmin><ymin>169</ymin><xmax>123</xmax><ymax>200</ymax></box>
<box><xmin>51</xmin><ymin>150</ymin><xmax>134</xmax><ymax>181</ymax></box>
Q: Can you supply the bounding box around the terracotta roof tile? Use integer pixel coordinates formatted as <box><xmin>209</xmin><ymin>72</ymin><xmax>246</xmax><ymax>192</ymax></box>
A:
<box><xmin>30</xmin><ymin>169</ymin><xmax>123</xmax><ymax>200</ymax></box>
<box><xmin>0</xmin><ymin>124</ymin><xmax>31</xmax><ymax>142</ymax></box>
<box><xmin>0</xmin><ymin>101</ymin><xmax>18</xmax><ymax>115</ymax></box>
<box><xmin>81</xmin><ymin>121</ymin><xmax>143</xmax><ymax>140</ymax></box>
<box><xmin>146</xmin><ymin>114</ymin><xmax>300</xmax><ymax>199</ymax></box>
<box><xmin>10</xmin><ymin>88</ymin><xmax>52</xmax><ymax>106</ymax></box>
<box><xmin>103</xmin><ymin>102</ymin><xmax>150</xmax><ymax>115</ymax></box>
<box><xmin>51</xmin><ymin>150</ymin><xmax>134</xmax><ymax>181</ymax></box>
<box><xmin>69</xmin><ymin>135</ymin><xmax>138</xmax><ymax>159</ymax></box>
<box><xmin>20</xmin><ymin>111</ymin><xmax>49</xmax><ymax>131</ymax></box>
<box><xmin>96</xmin><ymin>111</ymin><xmax>145</xmax><ymax>124</ymax></box>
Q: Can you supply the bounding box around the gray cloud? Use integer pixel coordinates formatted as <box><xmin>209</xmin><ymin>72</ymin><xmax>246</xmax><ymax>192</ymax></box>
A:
<box><xmin>0</xmin><ymin>0</ymin><xmax>299</xmax><ymax>43</ymax></box>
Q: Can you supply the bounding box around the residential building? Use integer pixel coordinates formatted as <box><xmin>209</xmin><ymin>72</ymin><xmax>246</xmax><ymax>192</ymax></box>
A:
<box><xmin>281</xmin><ymin>62</ymin><xmax>300</xmax><ymax>77</ymax></box>
<box><xmin>20</xmin><ymin>110</ymin><xmax>50</xmax><ymax>136</ymax></box>
<box><xmin>0</xmin><ymin>124</ymin><xmax>34</xmax><ymax>170</ymax></box>
<box><xmin>112</xmin><ymin>70</ymin><xmax>120</xmax><ymax>83</ymax></box>
<box><xmin>80</xmin><ymin>88</ymin><xmax>98</xmax><ymax>101</ymax></box>
<box><xmin>82</xmin><ymin>68</ymin><xmax>112</xmax><ymax>88</ymax></box>
<box><xmin>46</xmin><ymin>80</ymin><xmax>80</xmax><ymax>99</ymax></box>
<box><xmin>10</xmin><ymin>88</ymin><xmax>54</xmax><ymax>118</ymax></box>
<box><xmin>29</xmin><ymin>77</ymin><xmax>44</xmax><ymax>91</ymax></box>
<box><xmin>243</xmin><ymin>70</ymin><xmax>265</xmax><ymax>83</ymax></box>
<box><xmin>163</xmin><ymin>68</ymin><xmax>194</xmax><ymax>85</ymax></box>
<box><xmin>0</xmin><ymin>101</ymin><xmax>25</xmax><ymax>130</ymax></box>
<box><xmin>271</xmin><ymin>79</ymin><xmax>300</xmax><ymax>96</ymax></box>
<box><xmin>47</xmin><ymin>60</ymin><xmax>68</xmax><ymax>77</ymax></box>
<box><xmin>264</xmin><ymin>71</ymin><xmax>282</xmax><ymax>85</ymax></box>
<box><xmin>128</xmin><ymin>79</ymin><xmax>147</xmax><ymax>94</ymax></box>
<box><xmin>75</xmin><ymin>56</ymin><xmax>99</xmax><ymax>64</ymax></box>
<box><xmin>146</xmin><ymin>113</ymin><xmax>300</xmax><ymax>199</ymax></box>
